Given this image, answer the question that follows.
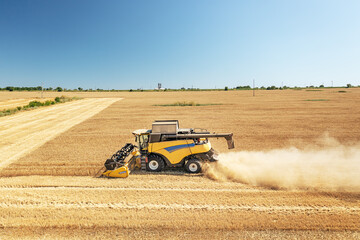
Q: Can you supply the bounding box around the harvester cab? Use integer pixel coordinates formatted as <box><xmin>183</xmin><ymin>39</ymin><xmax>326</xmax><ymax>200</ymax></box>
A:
<box><xmin>101</xmin><ymin>120</ymin><xmax>234</xmax><ymax>178</ymax></box>
<box><xmin>133</xmin><ymin>129</ymin><xmax>150</xmax><ymax>152</ymax></box>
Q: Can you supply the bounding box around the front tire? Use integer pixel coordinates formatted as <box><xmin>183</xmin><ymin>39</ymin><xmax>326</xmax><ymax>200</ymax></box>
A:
<box><xmin>185</xmin><ymin>159</ymin><xmax>202</xmax><ymax>173</ymax></box>
<box><xmin>146</xmin><ymin>155</ymin><xmax>165</xmax><ymax>172</ymax></box>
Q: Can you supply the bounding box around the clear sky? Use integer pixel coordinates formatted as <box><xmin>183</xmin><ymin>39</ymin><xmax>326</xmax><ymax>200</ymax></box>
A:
<box><xmin>1</xmin><ymin>0</ymin><xmax>359</xmax><ymax>90</ymax></box>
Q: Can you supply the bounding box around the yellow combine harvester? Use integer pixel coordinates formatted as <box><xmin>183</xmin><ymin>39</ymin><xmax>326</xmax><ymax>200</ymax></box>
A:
<box><xmin>102</xmin><ymin>120</ymin><xmax>234</xmax><ymax>178</ymax></box>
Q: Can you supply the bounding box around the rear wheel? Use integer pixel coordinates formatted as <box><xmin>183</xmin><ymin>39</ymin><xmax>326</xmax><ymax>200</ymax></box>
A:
<box><xmin>146</xmin><ymin>155</ymin><xmax>165</xmax><ymax>172</ymax></box>
<box><xmin>185</xmin><ymin>159</ymin><xmax>202</xmax><ymax>173</ymax></box>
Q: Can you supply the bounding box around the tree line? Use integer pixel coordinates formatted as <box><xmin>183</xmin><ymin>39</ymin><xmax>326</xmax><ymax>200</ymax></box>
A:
<box><xmin>1</xmin><ymin>84</ymin><xmax>357</xmax><ymax>92</ymax></box>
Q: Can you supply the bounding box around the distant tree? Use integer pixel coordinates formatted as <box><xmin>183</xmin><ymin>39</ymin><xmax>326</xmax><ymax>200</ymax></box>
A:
<box><xmin>129</xmin><ymin>89</ymin><xmax>133</xmax><ymax>92</ymax></box>
<box><xmin>236</xmin><ymin>85</ymin><xmax>251</xmax><ymax>90</ymax></box>
<box><xmin>319</xmin><ymin>84</ymin><xmax>324</xmax><ymax>88</ymax></box>
<box><xmin>78</xmin><ymin>87</ymin><xmax>83</xmax><ymax>91</ymax></box>
<box><xmin>55</xmin><ymin>87</ymin><xmax>63</xmax><ymax>92</ymax></box>
<box><xmin>36</xmin><ymin>86</ymin><xmax>42</xmax><ymax>90</ymax></box>
<box><xmin>267</xmin><ymin>86</ymin><xmax>277</xmax><ymax>90</ymax></box>
<box><xmin>5</xmin><ymin>86</ymin><xmax>14</xmax><ymax>91</ymax></box>
<box><xmin>224</xmin><ymin>86</ymin><xmax>228</xmax><ymax>91</ymax></box>
<box><xmin>346</xmin><ymin>83</ymin><xmax>352</xmax><ymax>88</ymax></box>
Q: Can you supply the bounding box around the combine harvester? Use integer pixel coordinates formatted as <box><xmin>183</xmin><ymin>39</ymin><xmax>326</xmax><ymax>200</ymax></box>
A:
<box><xmin>102</xmin><ymin>120</ymin><xmax>234</xmax><ymax>178</ymax></box>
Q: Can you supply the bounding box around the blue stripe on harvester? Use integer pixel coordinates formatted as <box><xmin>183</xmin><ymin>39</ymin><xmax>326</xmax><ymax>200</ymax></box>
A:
<box><xmin>164</xmin><ymin>143</ymin><xmax>195</xmax><ymax>153</ymax></box>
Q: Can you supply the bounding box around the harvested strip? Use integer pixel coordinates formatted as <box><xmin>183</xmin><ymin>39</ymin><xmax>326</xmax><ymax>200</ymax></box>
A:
<box><xmin>1</xmin><ymin>184</ymin><xmax>359</xmax><ymax>208</ymax></box>
<box><xmin>0</xmin><ymin>186</ymin><xmax>261</xmax><ymax>192</ymax></box>
<box><xmin>1</xmin><ymin>228</ymin><xmax>359</xmax><ymax>240</ymax></box>
<box><xmin>0</xmin><ymin>201</ymin><xmax>359</xmax><ymax>213</ymax></box>
<box><xmin>0</xmin><ymin>98</ymin><xmax>121</xmax><ymax>170</ymax></box>
<box><xmin>0</xmin><ymin>100</ymin><xmax>102</xmax><ymax>139</ymax></box>
<box><xmin>0</xmin><ymin>98</ymin><xmax>96</xmax><ymax>129</ymax></box>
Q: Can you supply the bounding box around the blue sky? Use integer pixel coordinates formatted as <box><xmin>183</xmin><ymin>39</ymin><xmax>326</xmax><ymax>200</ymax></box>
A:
<box><xmin>0</xmin><ymin>0</ymin><xmax>359</xmax><ymax>89</ymax></box>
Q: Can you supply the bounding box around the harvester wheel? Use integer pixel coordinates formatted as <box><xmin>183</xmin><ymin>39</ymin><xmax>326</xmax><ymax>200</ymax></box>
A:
<box><xmin>146</xmin><ymin>155</ymin><xmax>165</xmax><ymax>172</ymax></box>
<box><xmin>185</xmin><ymin>159</ymin><xmax>202</xmax><ymax>173</ymax></box>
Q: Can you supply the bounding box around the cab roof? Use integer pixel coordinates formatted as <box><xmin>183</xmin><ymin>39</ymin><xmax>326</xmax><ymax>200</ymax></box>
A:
<box><xmin>132</xmin><ymin>129</ymin><xmax>151</xmax><ymax>135</ymax></box>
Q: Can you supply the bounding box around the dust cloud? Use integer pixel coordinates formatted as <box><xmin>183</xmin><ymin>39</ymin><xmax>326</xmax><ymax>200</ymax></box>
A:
<box><xmin>204</xmin><ymin>136</ymin><xmax>360</xmax><ymax>191</ymax></box>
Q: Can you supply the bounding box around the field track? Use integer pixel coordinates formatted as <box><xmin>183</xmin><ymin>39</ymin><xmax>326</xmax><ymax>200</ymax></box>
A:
<box><xmin>0</xmin><ymin>98</ymin><xmax>121</xmax><ymax>170</ymax></box>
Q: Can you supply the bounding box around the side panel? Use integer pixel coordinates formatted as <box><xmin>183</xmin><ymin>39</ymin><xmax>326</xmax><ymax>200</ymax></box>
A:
<box><xmin>189</xmin><ymin>141</ymin><xmax>212</xmax><ymax>155</ymax></box>
<box><xmin>149</xmin><ymin>140</ymin><xmax>193</xmax><ymax>164</ymax></box>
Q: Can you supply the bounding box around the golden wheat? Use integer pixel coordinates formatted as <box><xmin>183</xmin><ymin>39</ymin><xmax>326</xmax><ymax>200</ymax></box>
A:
<box><xmin>0</xmin><ymin>89</ymin><xmax>359</xmax><ymax>239</ymax></box>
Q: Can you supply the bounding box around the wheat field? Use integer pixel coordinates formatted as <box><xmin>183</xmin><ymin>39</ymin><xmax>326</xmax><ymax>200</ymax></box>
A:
<box><xmin>0</xmin><ymin>89</ymin><xmax>359</xmax><ymax>239</ymax></box>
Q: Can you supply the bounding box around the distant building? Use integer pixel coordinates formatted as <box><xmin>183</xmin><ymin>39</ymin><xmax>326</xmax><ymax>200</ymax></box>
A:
<box><xmin>157</xmin><ymin>83</ymin><xmax>165</xmax><ymax>90</ymax></box>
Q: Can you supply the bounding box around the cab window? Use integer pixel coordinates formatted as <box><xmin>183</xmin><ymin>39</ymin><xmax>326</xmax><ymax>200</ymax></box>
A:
<box><xmin>139</xmin><ymin>134</ymin><xmax>149</xmax><ymax>149</ymax></box>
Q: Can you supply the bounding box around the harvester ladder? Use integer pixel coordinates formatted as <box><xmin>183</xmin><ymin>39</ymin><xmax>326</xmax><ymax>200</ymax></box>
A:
<box><xmin>140</xmin><ymin>156</ymin><xmax>146</xmax><ymax>171</ymax></box>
